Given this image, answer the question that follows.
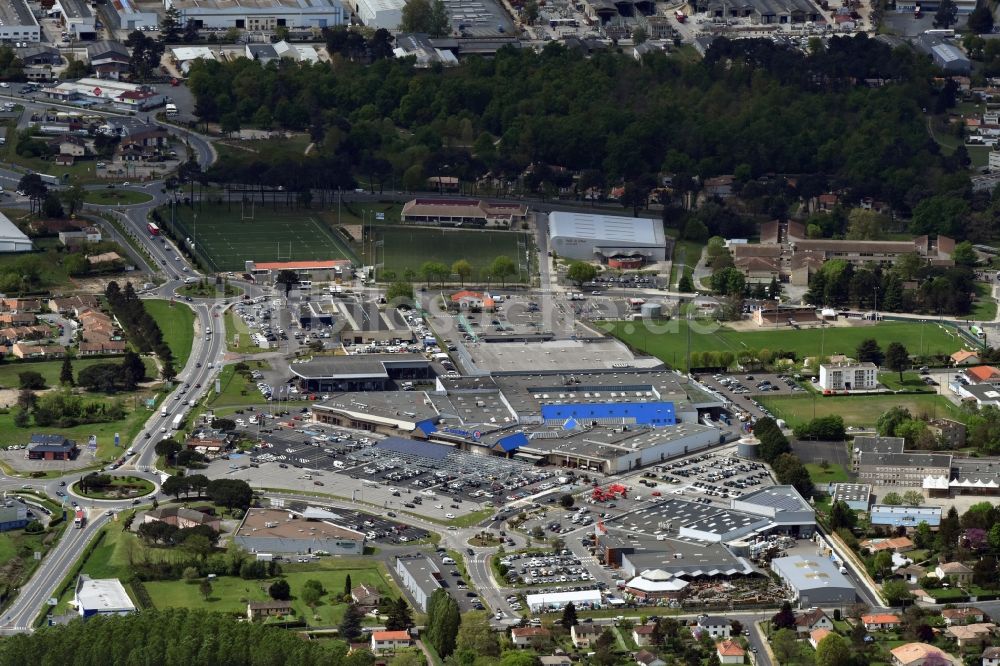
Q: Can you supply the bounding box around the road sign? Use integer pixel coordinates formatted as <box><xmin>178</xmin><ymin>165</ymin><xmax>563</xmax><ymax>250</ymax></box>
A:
<box><xmin>87</xmin><ymin>435</ymin><xmax>97</xmax><ymax>449</ymax></box>
<box><xmin>47</xmin><ymin>598</ymin><xmax>56</xmax><ymax>606</ymax></box>
<box><xmin>375</xmin><ymin>212</ymin><xmax>385</xmax><ymax>221</ymax></box>
<box><xmin>33</xmin><ymin>551</ymin><xmax>40</xmax><ymax>561</ymax></box>
<box><xmin>215</xmin><ymin>379</ymin><xmax>221</xmax><ymax>394</ymax></box>
<box><xmin>114</xmin><ymin>432</ymin><xmax>120</xmax><ymax>448</ymax></box>
<box><xmin>93</xmin><ymin>87</ymin><xmax>102</xmax><ymax>97</ymax></box>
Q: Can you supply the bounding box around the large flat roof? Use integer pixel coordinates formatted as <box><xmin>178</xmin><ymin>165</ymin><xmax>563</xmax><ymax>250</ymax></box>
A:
<box><xmin>315</xmin><ymin>391</ymin><xmax>439</xmax><ymax>423</ymax></box>
<box><xmin>56</xmin><ymin>0</ymin><xmax>92</xmax><ymax>19</ymax></box>
<box><xmin>520</xmin><ymin>423</ymin><xmax>717</xmax><ymax>462</ymax></box>
<box><xmin>620</xmin><ymin>535</ymin><xmax>754</xmax><ymax>578</ymax></box>
<box><xmin>168</xmin><ymin>0</ymin><xmax>340</xmax><ymax>10</ymax></box>
<box><xmin>771</xmin><ymin>555</ymin><xmax>854</xmax><ymax>592</ymax></box>
<box><xmin>0</xmin><ymin>0</ymin><xmax>37</xmax><ymax>28</ymax></box>
<box><xmin>549</xmin><ymin>212</ymin><xmax>665</xmax><ymax>247</ymax></box>
<box><xmin>618</xmin><ymin>498</ymin><xmax>765</xmax><ymax>539</ymax></box>
<box><xmin>75</xmin><ymin>576</ymin><xmax>134</xmax><ymax>613</ymax></box>
<box><xmin>290</xmin><ymin>353</ymin><xmax>429</xmax><ymax>380</ymax></box>
<box><xmin>396</xmin><ymin>555</ymin><xmax>443</xmax><ymax>599</ymax></box>
<box><xmin>736</xmin><ymin>485</ymin><xmax>812</xmax><ymax>513</ymax></box>
<box><xmin>236</xmin><ymin>508</ymin><xmax>364</xmax><ymax>541</ymax></box>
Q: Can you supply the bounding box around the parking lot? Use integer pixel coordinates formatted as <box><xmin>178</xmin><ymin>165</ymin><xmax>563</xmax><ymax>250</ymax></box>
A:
<box><xmin>500</xmin><ymin>551</ymin><xmax>596</xmax><ymax>588</ymax></box>
<box><xmin>652</xmin><ymin>452</ymin><xmax>772</xmax><ymax>503</ymax></box>
<box><xmin>699</xmin><ymin>372</ymin><xmax>808</xmax><ymax>423</ymax></box>
<box><xmin>279</xmin><ymin>498</ymin><xmax>429</xmax><ymax>545</ymax></box>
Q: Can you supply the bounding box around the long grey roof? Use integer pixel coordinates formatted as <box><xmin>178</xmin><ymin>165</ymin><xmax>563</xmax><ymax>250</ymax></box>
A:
<box><xmin>772</xmin><ymin>555</ymin><xmax>854</xmax><ymax>592</ymax></box>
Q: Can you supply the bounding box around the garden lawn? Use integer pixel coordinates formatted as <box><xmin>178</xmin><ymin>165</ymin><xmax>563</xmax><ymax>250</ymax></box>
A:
<box><xmin>0</xmin><ymin>357</ymin><xmax>157</xmax><ymax>390</ymax></box>
<box><xmin>758</xmin><ymin>393</ymin><xmax>966</xmax><ymax>428</ymax></box>
<box><xmin>144</xmin><ymin>299</ymin><xmax>195</xmax><ymax>368</ymax></box>
<box><xmin>605</xmin><ymin>320</ymin><xmax>964</xmax><ymax>371</ymax></box>
<box><xmin>971</xmin><ymin>282</ymin><xmax>998</xmax><ymax>321</ymax></box>
<box><xmin>879</xmin><ymin>372</ymin><xmax>932</xmax><ymax>392</ymax></box>
<box><xmin>207</xmin><ymin>362</ymin><xmax>271</xmax><ymax>408</ymax></box>
<box><xmin>805</xmin><ymin>463</ymin><xmax>850</xmax><ymax>485</ymax></box>
<box><xmin>0</xmin><ymin>395</ymin><xmax>155</xmax><ymax>460</ymax></box>
<box><xmin>82</xmin><ymin>189</ymin><xmax>154</xmax><ymax>206</ymax></box>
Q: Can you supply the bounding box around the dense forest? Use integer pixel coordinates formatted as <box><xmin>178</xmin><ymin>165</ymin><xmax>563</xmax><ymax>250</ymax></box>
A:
<box><xmin>0</xmin><ymin>609</ymin><xmax>349</xmax><ymax>666</ymax></box>
<box><xmin>188</xmin><ymin>34</ymin><xmax>965</xmax><ymax>219</ymax></box>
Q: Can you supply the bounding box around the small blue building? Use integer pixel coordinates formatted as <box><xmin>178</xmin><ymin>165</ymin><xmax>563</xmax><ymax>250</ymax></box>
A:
<box><xmin>0</xmin><ymin>503</ymin><xmax>29</xmax><ymax>532</ymax></box>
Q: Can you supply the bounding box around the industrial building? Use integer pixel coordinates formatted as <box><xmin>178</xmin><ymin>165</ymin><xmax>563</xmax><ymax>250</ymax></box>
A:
<box><xmin>44</xmin><ymin>78</ymin><xmax>165</xmax><ymax>111</ymax></box>
<box><xmin>0</xmin><ymin>213</ymin><xmax>32</xmax><ymax>253</ymax></box>
<box><xmin>617</xmin><ymin>536</ymin><xmax>755</xmax><ymax>580</ymax></box>
<box><xmin>918</xmin><ymin>35</ymin><xmax>971</xmax><ymax>75</ymax></box>
<box><xmin>770</xmin><ymin>555</ymin><xmax>856</xmax><ymax>608</ymax></box>
<box><xmin>689</xmin><ymin>0</ymin><xmax>821</xmax><ymax>24</ymax></box>
<box><xmin>548</xmin><ymin>212</ymin><xmax>667</xmax><ymax>264</ymax></box>
<box><xmin>829</xmin><ymin>483</ymin><xmax>872</xmax><ymax>512</ymax></box>
<box><xmin>165</xmin><ymin>0</ymin><xmax>347</xmax><ymax>29</ymax></box>
<box><xmin>0</xmin><ymin>0</ymin><xmax>39</xmax><ymax>43</ymax></box>
<box><xmin>291</xmin><ymin>354</ymin><xmax>435</xmax><ymax>392</ymax></box>
<box><xmin>105</xmin><ymin>0</ymin><xmax>158</xmax><ymax>31</ymax></box>
<box><xmin>0</xmin><ymin>502</ymin><xmax>28</xmax><ymax>532</ymax></box>
<box><xmin>330</xmin><ymin>299</ymin><xmax>414</xmax><ymax>345</ymax></box>
<box><xmin>394</xmin><ymin>555</ymin><xmax>443</xmax><ymax>612</ymax></box>
<box><xmin>869</xmin><ymin>505</ymin><xmax>942</xmax><ymax>529</ymax></box>
<box><xmin>233</xmin><ymin>508</ymin><xmax>365</xmax><ymax>556</ymax></box>
<box><xmin>245</xmin><ymin>259</ymin><xmax>353</xmax><ymax>282</ymax></box>
<box><xmin>51</xmin><ymin>0</ymin><xmax>96</xmax><ymax>39</ymax></box>
<box><xmin>73</xmin><ymin>576</ymin><xmax>136</xmax><ymax>617</ymax></box>
<box><xmin>731</xmin><ymin>485</ymin><xmax>815</xmax><ymax>537</ymax></box>
<box><xmin>352</xmin><ymin>0</ymin><xmax>404</xmax><ymax>28</ymax></box>
<box><xmin>525</xmin><ymin>589</ymin><xmax>602</xmax><ymax>612</ymax></box>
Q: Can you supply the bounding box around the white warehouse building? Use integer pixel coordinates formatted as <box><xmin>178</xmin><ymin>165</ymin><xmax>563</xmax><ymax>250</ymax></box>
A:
<box><xmin>352</xmin><ymin>0</ymin><xmax>404</xmax><ymax>28</ymax></box>
<box><xmin>0</xmin><ymin>0</ymin><xmax>39</xmax><ymax>43</ymax></box>
<box><xmin>165</xmin><ymin>0</ymin><xmax>347</xmax><ymax>30</ymax></box>
<box><xmin>548</xmin><ymin>211</ymin><xmax>667</xmax><ymax>263</ymax></box>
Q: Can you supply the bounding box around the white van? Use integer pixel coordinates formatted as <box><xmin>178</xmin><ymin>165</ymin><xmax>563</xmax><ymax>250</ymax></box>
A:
<box><xmin>333</xmin><ymin>461</ymin><xmax>345</xmax><ymax>469</ymax></box>
<box><xmin>441</xmin><ymin>556</ymin><xmax>455</xmax><ymax>565</ymax></box>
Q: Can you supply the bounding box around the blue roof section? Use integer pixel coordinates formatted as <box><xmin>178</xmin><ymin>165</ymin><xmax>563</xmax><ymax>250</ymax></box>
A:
<box><xmin>376</xmin><ymin>436</ymin><xmax>451</xmax><ymax>460</ymax></box>
<box><xmin>540</xmin><ymin>401</ymin><xmax>676</xmax><ymax>426</ymax></box>
<box><xmin>416</xmin><ymin>419</ymin><xmax>437</xmax><ymax>436</ymax></box>
<box><xmin>496</xmin><ymin>432</ymin><xmax>529</xmax><ymax>452</ymax></box>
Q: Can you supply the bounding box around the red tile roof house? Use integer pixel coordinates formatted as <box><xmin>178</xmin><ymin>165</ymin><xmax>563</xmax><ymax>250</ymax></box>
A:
<box><xmin>942</xmin><ymin>607</ymin><xmax>986</xmax><ymax>625</ymax></box>
<box><xmin>716</xmin><ymin>640</ymin><xmax>745</xmax><ymax>664</ymax></box>
<box><xmin>511</xmin><ymin>626</ymin><xmax>551</xmax><ymax>647</ymax></box>
<box><xmin>370</xmin><ymin>631</ymin><xmax>413</xmax><ymax>654</ymax></box>
<box><xmin>964</xmin><ymin>366</ymin><xmax>1000</xmax><ymax>385</ymax></box>
<box><xmin>862</xmin><ymin>613</ymin><xmax>902</xmax><ymax>632</ymax></box>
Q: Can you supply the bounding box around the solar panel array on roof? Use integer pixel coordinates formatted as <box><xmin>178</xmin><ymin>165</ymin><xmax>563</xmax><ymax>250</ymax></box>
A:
<box><xmin>376</xmin><ymin>436</ymin><xmax>451</xmax><ymax>460</ymax></box>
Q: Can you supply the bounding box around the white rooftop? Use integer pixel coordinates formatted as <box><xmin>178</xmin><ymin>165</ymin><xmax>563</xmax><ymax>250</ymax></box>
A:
<box><xmin>0</xmin><ymin>212</ymin><xmax>31</xmax><ymax>245</ymax></box>
<box><xmin>74</xmin><ymin>576</ymin><xmax>135</xmax><ymax>614</ymax></box>
<box><xmin>549</xmin><ymin>211</ymin><xmax>665</xmax><ymax>247</ymax></box>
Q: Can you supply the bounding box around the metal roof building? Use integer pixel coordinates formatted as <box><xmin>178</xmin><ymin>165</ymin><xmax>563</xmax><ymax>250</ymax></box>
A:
<box><xmin>548</xmin><ymin>212</ymin><xmax>667</xmax><ymax>262</ymax></box>
<box><xmin>770</xmin><ymin>555</ymin><xmax>856</xmax><ymax>608</ymax></box>
<box><xmin>73</xmin><ymin>576</ymin><xmax>135</xmax><ymax>617</ymax></box>
<box><xmin>732</xmin><ymin>485</ymin><xmax>816</xmax><ymax>537</ymax></box>
<box><xmin>353</xmin><ymin>0</ymin><xmax>404</xmax><ymax>28</ymax></box>
<box><xmin>0</xmin><ymin>213</ymin><xmax>32</xmax><ymax>253</ymax></box>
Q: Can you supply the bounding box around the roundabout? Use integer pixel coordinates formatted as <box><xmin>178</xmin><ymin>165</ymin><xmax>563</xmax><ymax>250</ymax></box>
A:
<box><xmin>70</xmin><ymin>473</ymin><xmax>156</xmax><ymax>502</ymax></box>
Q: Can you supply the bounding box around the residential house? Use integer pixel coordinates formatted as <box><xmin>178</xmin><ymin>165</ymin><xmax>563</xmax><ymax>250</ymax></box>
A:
<box><xmin>571</xmin><ymin>623</ymin><xmax>602</xmax><ymax>648</ymax></box>
<box><xmin>11</xmin><ymin>343</ymin><xmax>65</xmax><ymax>359</ymax></box>
<box><xmin>862</xmin><ymin>614</ymin><xmax>902</xmax><ymax>632</ymax></box>
<box><xmin>632</xmin><ymin>624</ymin><xmax>656</xmax><ymax>646</ymax></box>
<box><xmin>890</xmin><ymin>642</ymin><xmax>959</xmax><ymax>666</ymax></box>
<box><xmin>794</xmin><ymin>608</ymin><xmax>833</xmax><ymax>636</ymax></box>
<box><xmin>4</xmin><ymin>298</ymin><xmax>44</xmax><ymax>313</ymax></box>
<box><xmin>54</xmin><ymin>155</ymin><xmax>74</xmax><ymax>167</ymax></box>
<box><xmin>246</xmin><ymin>600</ymin><xmax>292</xmax><ymax>620</ymax></box>
<box><xmin>809</xmin><ymin>629</ymin><xmax>832</xmax><ymax>650</ymax></box>
<box><xmin>694</xmin><ymin>616</ymin><xmax>732</xmax><ymax>639</ymax></box>
<box><xmin>58</xmin><ymin>226</ymin><xmax>102</xmax><ymax>246</ymax></box>
<box><xmin>351</xmin><ymin>583</ymin><xmax>381</xmax><ymax>606</ymax></box>
<box><xmin>511</xmin><ymin>627</ymin><xmax>550</xmax><ymax>648</ymax></box>
<box><xmin>703</xmin><ymin>175</ymin><xmax>734</xmax><ymax>199</ymax></box>
<box><xmin>51</xmin><ymin>135</ymin><xmax>86</xmax><ymax>157</ymax></box>
<box><xmin>983</xmin><ymin>646</ymin><xmax>1000</xmax><ymax>666</ymax></box>
<box><xmin>861</xmin><ymin>537</ymin><xmax>915</xmax><ymax>553</ymax></box>
<box><xmin>48</xmin><ymin>295</ymin><xmax>99</xmax><ymax>314</ymax></box>
<box><xmin>952</xmin><ymin>350</ymin><xmax>981</xmax><ymax>366</ymax></box>
<box><xmin>0</xmin><ymin>313</ymin><xmax>38</xmax><ymax>326</ymax></box>
<box><xmin>946</xmin><ymin>623</ymin><xmax>996</xmax><ymax>649</ymax></box>
<box><xmin>936</xmin><ymin>562</ymin><xmax>974</xmax><ymax>585</ymax></box>
<box><xmin>632</xmin><ymin>42</ymin><xmax>660</xmax><ymax>60</ymax></box>
<box><xmin>370</xmin><ymin>630</ymin><xmax>413</xmax><ymax>653</ymax></box>
<box><xmin>734</xmin><ymin>255</ymin><xmax>781</xmax><ymax>284</ymax></box>
<box><xmin>78</xmin><ymin>340</ymin><xmax>127</xmax><ymax>355</ymax></box>
<box><xmin>87</xmin><ymin>40</ymin><xmax>130</xmax><ymax>79</ymax></box>
<box><xmin>896</xmin><ymin>564</ymin><xmax>926</xmax><ymax>584</ymax></box>
<box><xmin>633</xmin><ymin>650</ymin><xmax>665</xmax><ymax>666</ymax></box>
<box><xmin>716</xmin><ymin>640</ymin><xmax>745</xmax><ymax>664</ymax></box>
<box><xmin>942</xmin><ymin>607</ymin><xmax>986</xmax><ymax>626</ymax></box>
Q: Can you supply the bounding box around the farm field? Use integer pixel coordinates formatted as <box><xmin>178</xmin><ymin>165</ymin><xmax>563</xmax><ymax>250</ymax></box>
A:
<box><xmin>605</xmin><ymin>320</ymin><xmax>966</xmax><ymax>371</ymax></box>
<box><xmin>374</xmin><ymin>225</ymin><xmax>531</xmax><ymax>281</ymax></box>
<box><xmin>757</xmin><ymin>393</ymin><xmax>965</xmax><ymax>427</ymax></box>
<box><xmin>159</xmin><ymin>203</ymin><xmax>356</xmax><ymax>273</ymax></box>
<box><xmin>144</xmin><ymin>300</ymin><xmax>195</xmax><ymax>368</ymax></box>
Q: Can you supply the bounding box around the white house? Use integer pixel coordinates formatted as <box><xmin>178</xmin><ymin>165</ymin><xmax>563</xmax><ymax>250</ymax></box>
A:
<box><xmin>693</xmin><ymin>616</ymin><xmax>732</xmax><ymax>639</ymax></box>
<box><xmin>370</xmin><ymin>631</ymin><xmax>412</xmax><ymax>653</ymax></box>
<box><xmin>716</xmin><ymin>640</ymin><xmax>745</xmax><ymax>664</ymax></box>
<box><xmin>73</xmin><ymin>575</ymin><xmax>135</xmax><ymax>617</ymax></box>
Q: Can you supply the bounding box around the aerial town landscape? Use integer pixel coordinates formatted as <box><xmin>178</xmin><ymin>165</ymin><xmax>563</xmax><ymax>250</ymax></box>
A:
<box><xmin>4</xmin><ymin>0</ymin><xmax>1000</xmax><ymax>664</ymax></box>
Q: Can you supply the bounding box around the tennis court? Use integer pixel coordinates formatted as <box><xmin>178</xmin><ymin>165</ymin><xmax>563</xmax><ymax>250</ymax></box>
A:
<box><xmin>162</xmin><ymin>204</ymin><xmax>356</xmax><ymax>273</ymax></box>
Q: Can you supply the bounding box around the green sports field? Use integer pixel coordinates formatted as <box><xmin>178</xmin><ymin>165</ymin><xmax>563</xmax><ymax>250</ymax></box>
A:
<box><xmin>759</xmin><ymin>393</ymin><xmax>966</xmax><ymax>427</ymax></box>
<box><xmin>160</xmin><ymin>204</ymin><xmax>356</xmax><ymax>273</ymax></box>
<box><xmin>605</xmin><ymin>320</ymin><xmax>967</xmax><ymax>371</ymax></box>
<box><xmin>374</xmin><ymin>225</ymin><xmax>531</xmax><ymax>280</ymax></box>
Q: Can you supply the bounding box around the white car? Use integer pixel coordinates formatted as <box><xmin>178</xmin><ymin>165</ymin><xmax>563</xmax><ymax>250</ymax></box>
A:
<box><xmin>445</xmin><ymin>513</ymin><xmax>455</xmax><ymax>519</ymax></box>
